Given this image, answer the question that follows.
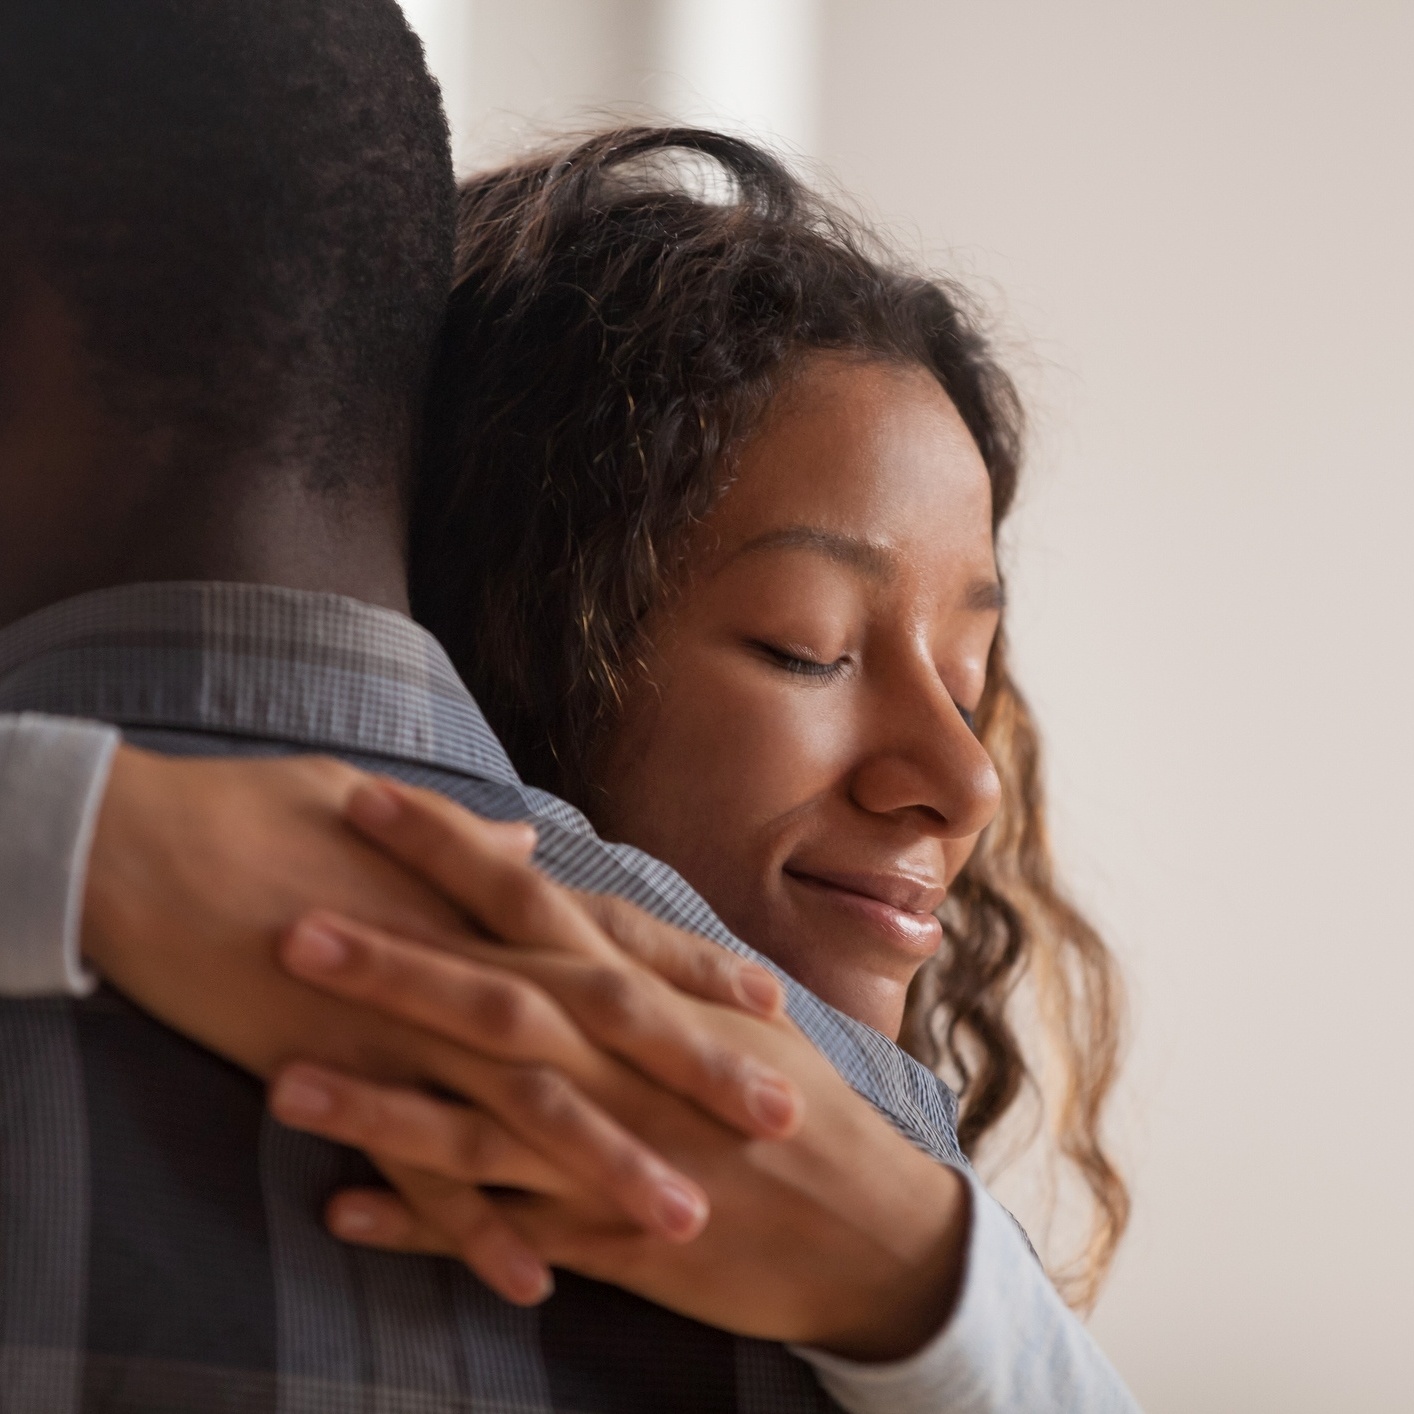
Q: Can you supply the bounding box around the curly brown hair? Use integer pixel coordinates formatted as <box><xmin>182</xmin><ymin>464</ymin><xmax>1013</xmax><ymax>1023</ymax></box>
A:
<box><xmin>411</xmin><ymin>126</ymin><xmax>1128</xmax><ymax>1307</ymax></box>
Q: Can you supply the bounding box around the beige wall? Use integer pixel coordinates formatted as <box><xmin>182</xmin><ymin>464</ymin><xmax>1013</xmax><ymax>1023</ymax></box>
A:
<box><xmin>820</xmin><ymin>5</ymin><xmax>1414</xmax><ymax>1410</ymax></box>
<box><xmin>404</xmin><ymin>3</ymin><xmax>1414</xmax><ymax>1407</ymax></box>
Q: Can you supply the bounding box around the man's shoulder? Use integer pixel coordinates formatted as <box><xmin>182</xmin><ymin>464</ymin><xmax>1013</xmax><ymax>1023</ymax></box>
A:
<box><xmin>120</xmin><ymin>724</ymin><xmax>967</xmax><ymax>1169</ymax></box>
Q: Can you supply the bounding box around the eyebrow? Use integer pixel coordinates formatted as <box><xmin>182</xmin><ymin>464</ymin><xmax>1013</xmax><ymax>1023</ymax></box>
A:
<box><xmin>729</xmin><ymin>525</ymin><xmax>897</xmax><ymax>580</ymax></box>
<box><xmin>726</xmin><ymin>524</ymin><xmax>1006</xmax><ymax>611</ymax></box>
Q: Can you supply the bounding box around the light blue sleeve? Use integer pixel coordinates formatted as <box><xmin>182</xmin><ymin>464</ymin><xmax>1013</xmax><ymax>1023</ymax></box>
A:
<box><xmin>793</xmin><ymin>1167</ymin><xmax>1142</xmax><ymax>1414</ymax></box>
<box><xmin>0</xmin><ymin>712</ymin><xmax>118</xmax><ymax>995</ymax></box>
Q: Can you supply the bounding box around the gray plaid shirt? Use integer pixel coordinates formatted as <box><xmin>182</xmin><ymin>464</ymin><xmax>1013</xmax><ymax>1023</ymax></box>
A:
<box><xmin>0</xmin><ymin>581</ymin><xmax>977</xmax><ymax>1414</ymax></box>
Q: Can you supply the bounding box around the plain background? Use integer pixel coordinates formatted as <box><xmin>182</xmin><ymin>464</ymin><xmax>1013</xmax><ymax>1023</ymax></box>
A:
<box><xmin>400</xmin><ymin>4</ymin><xmax>1414</xmax><ymax>1409</ymax></box>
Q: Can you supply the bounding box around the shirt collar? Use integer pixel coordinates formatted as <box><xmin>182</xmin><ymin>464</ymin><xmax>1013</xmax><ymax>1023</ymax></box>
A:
<box><xmin>0</xmin><ymin>581</ymin><xmax>519</xmax><ymax>783</ymax></box>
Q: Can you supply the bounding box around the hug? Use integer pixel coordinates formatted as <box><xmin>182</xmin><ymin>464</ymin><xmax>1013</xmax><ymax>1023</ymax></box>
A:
<box><xmin>0</xmin><ymin>2</ymin><xmax>1138</xmax><ymax>1410</ymax></box>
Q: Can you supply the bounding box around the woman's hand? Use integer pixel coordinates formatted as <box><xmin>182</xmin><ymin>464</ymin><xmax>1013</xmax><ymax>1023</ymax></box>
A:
<box><xmin>266</xmin><ymin>882</ymin><xmax>973</xmax><ymax>1359</ymax></box>
<box><xmin>82</xmin><ymin>749</ymin><xmax>797</xmax><ymax>1304</ymax></box>
<box><xmin>285</xmin><ymin>993</ymin><xmax>971</xmax><ymax>1358</ymax></box>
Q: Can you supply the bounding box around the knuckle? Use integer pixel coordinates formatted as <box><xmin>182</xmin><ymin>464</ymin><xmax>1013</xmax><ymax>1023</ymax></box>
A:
<box><xmin>677</xmin><ymin>948</ymin><xmax>723</xmax><ymax>997</ymax></box>
<box><xmin>318</xmin><ymin>1084</ymin><xmax>370</xmax><ymax>1140</ymax></box>
<box><xmin>341</xmin><ymin>933</ymin><xmax>400</xmax><ymax>995</ymax></box>
<box><xmin>464</xmin><ymin>975</ymin><xmax>535</xmax><ymax>1047</ymax></box>
<box><xmin>504</xmin><ymin>1063</ymin><xmax>574</xmax><ymax>1123</ymax></box>
<box><xmin>573</xmin><ymin>890</ymin><xmax>610</xmax><ymax>927</ymax></box>
<box><xmin>692</xmin><ymin>1037</ymin><xmax>749</xmax><ymax>1094</ymax></box>
<box><xmin>704</xmin><ymin>950</ymin><xmax>738</xmax><ymax>989</ymax></box>
<box><xmin>600</xmin><ymin>1132</ymin><xmax>657</xmax><ymax>1187</ymax></box>
<box><xmin>583</xmin><ymin>891</ymin><xmax>630</xmax><ymax>937</ymax></box>
<box><xmin>579</xmin><ymin>965</ymin><xmax>645</xmax><ymax>1034</ymax></box>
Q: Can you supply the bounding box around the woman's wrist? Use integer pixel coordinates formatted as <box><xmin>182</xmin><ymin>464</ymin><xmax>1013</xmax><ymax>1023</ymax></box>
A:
<box><xmin>805</xmin><ymin>1160</ymin><xmax>972</xmax><ymax>1363</ymax></box>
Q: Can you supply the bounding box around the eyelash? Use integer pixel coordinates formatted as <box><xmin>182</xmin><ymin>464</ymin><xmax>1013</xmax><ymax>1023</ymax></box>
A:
<box><xmin>756</xmin><ymin>640</ymin><xmax>979</xmax><ymax>732</ymax></box>
<box><xmin>755</xmin><ymin>642</ymin><xmax>851</xmax><ymax>681</ymax></box>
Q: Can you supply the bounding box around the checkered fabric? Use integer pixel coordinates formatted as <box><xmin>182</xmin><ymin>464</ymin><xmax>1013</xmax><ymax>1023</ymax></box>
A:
<box><xmin>0</xmin><ymin>582</ymin><xmax>965</xmax><ymax>1414</ymax></box>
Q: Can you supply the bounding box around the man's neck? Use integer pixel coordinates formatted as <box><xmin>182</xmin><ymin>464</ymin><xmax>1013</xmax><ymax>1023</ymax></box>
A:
<box><xmin>111</xmin><ymin>474</ymin><xmax>414</xmax><ymax>617</ymax></box>
<box><xmin>0</xmin><ymin>276</ymin><xmax>412</xmax><ymax>629</ymax></box>
<box><xmin>0</xmin><ymin>470</ymin><xmax>412</xmax><ymax>632</ymax></box>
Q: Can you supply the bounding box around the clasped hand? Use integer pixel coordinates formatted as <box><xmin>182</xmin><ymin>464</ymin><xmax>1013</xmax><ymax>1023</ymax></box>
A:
<box><xmin>86</xmin><ymin>751</ymin><xmax>969</xmax><ymax>1362</ymax></box>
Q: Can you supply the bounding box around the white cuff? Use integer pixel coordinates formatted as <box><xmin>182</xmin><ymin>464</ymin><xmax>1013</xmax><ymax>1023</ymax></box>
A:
<box><xmin>0</xmin><ymin>713</ymin><xmax>119</xmax><ymax>996</ymax></box>
<box><xmin>794</xmin><ymin>1167</ymin><xmax>1140</xmax><ymax>1414</ymax></box>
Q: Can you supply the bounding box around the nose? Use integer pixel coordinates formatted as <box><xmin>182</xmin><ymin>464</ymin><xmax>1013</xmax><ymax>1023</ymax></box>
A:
<box><xmin>848</xmin><ymin>670</ymin><xmax>1001</xmax><ymax>839</ymax></box>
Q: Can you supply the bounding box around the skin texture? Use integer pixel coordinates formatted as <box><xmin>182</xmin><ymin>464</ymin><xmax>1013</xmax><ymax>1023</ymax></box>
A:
<box><xmin>591</xmin><ymin>355</ymin><xmax>1003</xmax><ymax>1037</ymax></box>
<box><xmin>0</xmin><ymin>273</ymin><xmax>411</xmax><ymax>631</ymax></box>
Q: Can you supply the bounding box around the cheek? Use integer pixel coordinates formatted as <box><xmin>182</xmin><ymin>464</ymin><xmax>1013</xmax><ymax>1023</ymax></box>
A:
<box><xmin>600</xmin><ymin>656</ymin><xmax>848</xmax><ymax>872</ymax></box>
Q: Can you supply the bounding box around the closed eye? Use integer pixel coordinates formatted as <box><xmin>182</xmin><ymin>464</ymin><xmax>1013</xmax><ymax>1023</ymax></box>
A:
<box><xmin>754</xmin><ymin>640</ymin><xmax>980</xmax><ymax>726</ymax></box>
<box><xmin>753</xmin><ymin>641</ymin><xmax>851</xmax><ymax>681</ymax></box>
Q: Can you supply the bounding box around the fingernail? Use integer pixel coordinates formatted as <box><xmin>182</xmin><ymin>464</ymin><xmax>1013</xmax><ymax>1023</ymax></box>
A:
<box><xmin>745</xmin><ymin>1074</ymin><xmax>799</xmax><ymax>1134</ymax></box>
<box><xmin>653</xmin><ymin>1179</ymin><xmax>708</xmax><ymax>1238</ymax></box>
<box><xmin>331</xmin><ymin>1200</ymin><xmax>378</xmax><ymax>1237</ymax></box>
<box><xmin>284</xmin><ymin>921</ymin><xmax>349</xmax><ymax>973</ymax></box>
<box><xmin>347</xmin><ymin>781</ymin><xmax>401</xmax><ymax>830</ymax></box>
<box><xmin>735</xmin><ymin>964</ymin><xmax>783</xmax><ymax>1016</ymax></box>
<box><xmin>504</xmin><ymin>1252</ymin><xmax>555</xmax><ymax>1304</ymax></box>
<box><xmin>272</xmin><ymin>1072</ymin><xmax>334</xmax><ymax>1122</ymax></box>
<box><xmin>488</xmin><ymin>821</ymin><xmax>538</xmax><ymax>857</ymax></box>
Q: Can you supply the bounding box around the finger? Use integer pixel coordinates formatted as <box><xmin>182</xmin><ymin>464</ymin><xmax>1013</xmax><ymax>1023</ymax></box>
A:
<box><xmin>326</xmin><ymin>1182</ymin><xmax>554</xmax><ymax>1306</ymax></box>
<box><xmin>575</xmin><ymin>891</ymin><xmax>784</xmax><ymax>1019</ymax></box>
<box><xmin>282</xmin><ymin>912</ymin><xmax>803</xmax><ymax>1139</ymax></box>
<box><xmin>327</xmin><ymin>1187</ymin><xmax>455</xmax><ymax>1255</ymax></box>
<box><xmin>345</xmin><ymin>779</ymin><xmax>614</xmax><ymax>962</ymax></box>
<box><xmin>349</xmin><ymin>777</ymin><xmax>785</xmax><ymax>1020</ymax></box>
<box><xmin>269</xmin><ymin>1062</ymin><xmax>570</xmax><ymax>1194</ymax></box>
<box><xmin>354</xmin><ymin>1166</ymin><xmax>636</xmax><ymax>1294</ymax></box>
<box><xmin>269</xmin><ymin>1060</ymin><xmax>709</xmax><ymax>1242</ymax></box>
<box><xmin>280</xmin><ymin>913</ymin><xmax>588</xmax><ymax>1070</ymax></box>
<box><xmin>512</xmin><ymin>952</ymin><xmax>802</xmax><ymax>1139</ymax></box>
<box><xmin>345</xmin><ymin>782</ymin><xmax>540</xmax><ymax>864</ymax></box>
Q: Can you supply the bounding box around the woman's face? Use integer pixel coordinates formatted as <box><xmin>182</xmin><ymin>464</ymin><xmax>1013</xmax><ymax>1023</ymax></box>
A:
<box><xmin>591</xmin><ymin>354</ymin><xmax>1003</xmax><ymax>1037</ymax></box>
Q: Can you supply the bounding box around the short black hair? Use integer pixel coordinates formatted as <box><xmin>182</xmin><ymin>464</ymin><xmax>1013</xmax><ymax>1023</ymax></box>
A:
<box><xmin>0</xmin><ymin>0</ymin><xmax>455</xmax><ymax>490</ymax></box>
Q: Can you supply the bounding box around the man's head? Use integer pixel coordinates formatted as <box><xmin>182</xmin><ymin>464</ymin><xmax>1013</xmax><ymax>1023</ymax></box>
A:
<box><xmin>0</xmin><ymin>0</ymin><xmax>455</xmax><ymax>623</ymax></box>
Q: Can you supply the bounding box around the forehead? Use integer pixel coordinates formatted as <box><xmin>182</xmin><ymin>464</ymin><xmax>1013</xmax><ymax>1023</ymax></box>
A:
<box><xmin>707</xmin><ymin>354</ymin><xmax>996</xmax><ymax>573</ymax></box>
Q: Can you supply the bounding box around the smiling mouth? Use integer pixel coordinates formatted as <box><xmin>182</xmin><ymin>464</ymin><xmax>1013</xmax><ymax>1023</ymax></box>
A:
<box><xmin>783</xmin><ymin>867</ymin><xmax>945</xmax><ymax>956</ymax></box>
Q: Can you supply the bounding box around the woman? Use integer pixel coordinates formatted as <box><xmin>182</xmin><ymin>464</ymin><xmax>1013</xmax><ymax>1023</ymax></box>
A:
<box><xmin>411</xmin><ymin>127</ymin><xmax>1127</xmax><ymax>1306</ymax></box>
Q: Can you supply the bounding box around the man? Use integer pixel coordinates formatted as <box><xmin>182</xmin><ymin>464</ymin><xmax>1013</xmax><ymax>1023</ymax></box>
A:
<box><xmin>0</xmin><ymin>1</ymin><xmax>1137</xmax><ymax>1409</ymax></box>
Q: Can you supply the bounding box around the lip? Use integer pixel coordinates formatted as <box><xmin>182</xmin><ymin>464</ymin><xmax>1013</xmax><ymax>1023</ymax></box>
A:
<box><xmin>782</xmin><ymin>865</ymin><xmax>945</xmax><ymax>957</ymax></box>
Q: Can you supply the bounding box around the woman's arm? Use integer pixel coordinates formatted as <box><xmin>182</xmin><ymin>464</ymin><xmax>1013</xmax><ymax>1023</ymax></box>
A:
<box><xmin>796</xmin><ymin>1169</ymin><xmax>1140</xmax><ymax>1413</ymax></box>
<box><xmin>0</xmin><ymin>734</ymin><xmax>802</xmax><ymax>1300</ymax></box>
<box><xmin>0</xmin><ymin>712</ymin><xmax>117</xmax><ymax>994</ymax></box>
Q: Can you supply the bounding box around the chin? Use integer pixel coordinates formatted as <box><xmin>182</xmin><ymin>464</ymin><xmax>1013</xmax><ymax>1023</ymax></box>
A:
<box><xmin>754</xmin><ymin>915</ymin><xmax>911</xmax><ymax>1039</ymax></box>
